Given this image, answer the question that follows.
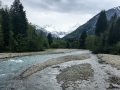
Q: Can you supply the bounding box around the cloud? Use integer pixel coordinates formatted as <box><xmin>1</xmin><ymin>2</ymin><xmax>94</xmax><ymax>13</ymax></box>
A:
<box><xmin>20</xmin><ymin>0</ymin><xmax>120</xmax><ymax>14</ymax></box>
<box><xmin>2</xmin><ymin>0</ymin><xmax>120</xmax><ymax>32</ymax></box>
<box><xmin>3</xmin><ymin>0</ymin><xmax>120</xmax><ymax>14</ymax></box>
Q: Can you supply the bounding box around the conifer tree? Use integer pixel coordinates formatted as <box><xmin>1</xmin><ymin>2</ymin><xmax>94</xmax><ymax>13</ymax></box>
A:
<box><xmin>95</xmin><ymin>10</ymin><xmax>108</xmax><ymax>36</ymax></box>
<box><xmin>10</xmin><ymin>0</ymin><xmax>28</xmax><ymax>38</ymax></box>
<box><xmin>79</xmin><ymin>31</ymin><xmax>87</xmax><ymax>49</ymax></box>
<box><xmin>114</xmin><ymin>17</ymin><xmax>120</xmax><ymax>43</ymax></box>
<box><xmin>108</xmin><ymin>13</ymin><xmax>117</xmax><ymax>45</ymax></box>
<box><xmin>0</xmin><ymin>26</ymin><xmax>3</xmax><ymax>50</ymax></box>
<box><xmin>1</xmin><ymin>8</ymin><xmax>10</xmax><ymax>47</ymax></box>
<box><xmin>47</xmin><ymin>33</ymin><xmax>53</xmax><ymax>46</ymax></box>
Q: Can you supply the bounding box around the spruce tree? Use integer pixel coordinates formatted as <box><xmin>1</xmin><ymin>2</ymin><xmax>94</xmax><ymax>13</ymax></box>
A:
<box><xmin>10</xmin><ymin>0</ymin><xmax>28</xmax><ymax>38</ymax></box>
<box><xmin>108</xmin><ymin>13</ymin><xmax>117</xmax><ymax>45</ymax></box>
<box><xmin>0</xmin><ymin>26</ymin><xmax>3</xmax><ymax>50</ymax></box>
<box><xmin>114</xmin><ymin>17</ymin><xmax>120</xmax><ymax>43</ymax></box>
<box><xmin>95</xmin><ymin>10</ymin><xmax>108</xmax><ymax>36</ymax></box>
<box><xmin>47</xmin><ymin>33</ymin><xmax>53</xmax><ymax>46</ymax></box>
<box><xmin>1</xmin><ymin>8</ymin><xmax>10</xmax><ymax>47</ymax></box>
<box><xmin>79</xmin><ymin>31</ymin><xmax>87</xmax><ymax>49</ymax></box>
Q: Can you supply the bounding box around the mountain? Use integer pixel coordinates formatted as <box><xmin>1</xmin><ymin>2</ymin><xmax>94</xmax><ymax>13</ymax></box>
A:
<box><xmin>68</xmin><ymin>23</ymin><xmax>80</xmax><ymax>33</ymax></box>
<box><xmin>63</xmin><ymin>6</ymin><xmax>120</xmax><ymax>40</ymax></box>
<box><xmin>35</xmin><ymin>25</ymin><xmax>59</xmax><ymax>38</ymax></box>
<box><xmin>35</xmin><ymin>25</ymin><xmax>67</xmax><ymax>38</ymax></box>
<box><xmin>43</xmin><ymin>25</ymin><xmax>67</xmax><ymax>38</ymax></box>
<box><xmin>51</xmin><ymin>31</ymin><xmax>67</xmax><ymax>38</ymax></box>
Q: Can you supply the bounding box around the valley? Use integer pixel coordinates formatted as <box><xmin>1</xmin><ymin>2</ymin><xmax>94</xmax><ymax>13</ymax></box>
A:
<box><xmin>1</xmin><ymin>0</ymin><xmax>120</xmax><ymax>90</ymax></box>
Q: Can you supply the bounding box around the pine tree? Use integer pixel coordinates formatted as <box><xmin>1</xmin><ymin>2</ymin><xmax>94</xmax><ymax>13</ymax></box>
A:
<box><xmin>47</xmin><ymin>33</ymin><xmax>53</xmax><ymax>46</ymax></box>
<box><xmin>108</xmin><ymin>13</ymin><xmax>117</xmax><ymax>45</ymax></box>
<box><xmin>95</xmin><ymin>10</ymin><xmax>108</xmax><ymax>36</ymax></box>
<box><xmin>79</xmin><ymin>31</ymin><xmax>87</xmax><ymax>49</ymax></box>
<box><xmin>0</xmin><ymin>26</ymin><xmax>3</xmax><ymax>50</ymax></box>
<box><xmin>10</xmin><ymin>0</ymin><xmax>28</xmax><ymax>38</ymax></box>
<box><xmin>114</xmin><ymin>17</ymin><xmax>120</xmax><ymax>43</ymax></box>
<box><xmin>1</xmin><ymin>8</ymin><xmax>10</xmax><ymax>47</ymax></box>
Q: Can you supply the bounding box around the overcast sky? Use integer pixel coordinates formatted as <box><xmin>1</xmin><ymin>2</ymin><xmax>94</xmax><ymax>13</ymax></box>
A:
<box><xmin>2</xmin><ymin>0</ymin><xmax>120</xmax><ymax>32</ymax></box>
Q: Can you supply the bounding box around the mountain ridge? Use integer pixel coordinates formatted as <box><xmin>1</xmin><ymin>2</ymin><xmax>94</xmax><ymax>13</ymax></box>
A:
<box><xmin>35</xmin><ymin>24</ymin><xmax>79</xmax><ymax>38</ymax></box>
<box><xmin>63</xmin><ymin>6</ymin><xmax>120</xmax><ymax>40</ymax></box>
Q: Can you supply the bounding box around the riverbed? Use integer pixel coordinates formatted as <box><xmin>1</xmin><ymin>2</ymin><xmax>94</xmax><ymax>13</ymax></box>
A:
<box><xmin>0</xmin><ymin>49</ymin><xmax>120</xmax><ymax>90</ymax></box>
<box><xmin>0</xmin><ymin>49</ymin><xmax>89</xmax><ymax>90</ymax></box>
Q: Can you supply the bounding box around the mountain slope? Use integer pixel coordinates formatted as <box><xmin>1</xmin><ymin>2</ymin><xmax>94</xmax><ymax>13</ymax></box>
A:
<box><xmin>63</xmin><ymin>6</ymin><xmax>120</xmax><ymax>40</ymax></box>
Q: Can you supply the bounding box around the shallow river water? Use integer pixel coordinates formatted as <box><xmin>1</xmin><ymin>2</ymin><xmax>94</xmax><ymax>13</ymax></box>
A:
<box><xmin>0</xmin><ymin>50</ymin><xmax>90</xmax><ymax>90</ymax></box>
<box><xmin>1</xmin><ymin>50</ymin><xmax>120</xmax><ymax>90</ymax></box>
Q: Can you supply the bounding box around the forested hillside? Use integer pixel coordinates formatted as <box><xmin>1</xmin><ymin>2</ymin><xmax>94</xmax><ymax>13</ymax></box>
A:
<box><xmin>72</xmin><ymin>10</ymin><xmax>120</xmax><ymax>55</ymax></box>
<box><xmin>63</xmin><ymin>6</ymin><xmax>120</xmax><ymax>40</ymax></box>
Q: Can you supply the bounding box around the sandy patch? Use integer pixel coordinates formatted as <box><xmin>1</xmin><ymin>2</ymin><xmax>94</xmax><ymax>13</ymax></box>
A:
<box><xmin>20</xmin><ymin>54</ymin><xmax>90</xmax><ymax>78</ymax></box>
<box><xmin>56</xmin><ymin>64</ymin><xmax>93</xmax><ymax>90</ymax></box>
<box><xmin>98</xmin><ymin>54</ymin><xmax>120</xmax><ymax>69</ymax></box>
<box><xmin>0</xmin><ymin>49</ymin><xmax>76</xmax><ymax>59</ymax></box>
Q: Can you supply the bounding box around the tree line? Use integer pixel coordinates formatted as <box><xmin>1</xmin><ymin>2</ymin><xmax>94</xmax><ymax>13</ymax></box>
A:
<box><xmin>1</xmin><ymin>0</ymin><xmax>119</xmax><ymax>54</ymax></box>
<box><xmin>0</xmin><ymin>0</ymin><xmax>50</xmax><ymax>52</ymax></box>
<box><xmin>77</xmin><ymin>10</ymin><xmax>120</xmax><ymax>55</ymax></box>
<box><xmin>0</xmin><ymin>0</ymin><xmax>69</xmax><ymax>52</ymax></box>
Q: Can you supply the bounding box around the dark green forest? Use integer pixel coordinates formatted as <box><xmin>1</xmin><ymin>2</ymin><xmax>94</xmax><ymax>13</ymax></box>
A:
<box><xmin>0</xmin><ymin>0</ymin><xmax>68</xmax><ymax>52</ymax></box>
<box><xmin>73</xmin><ymin>10</ymin><xmax>120</xmax><ymax>55</ymax></box>
<box><xmin>0</xmin><ymin>0</ymin><xmax>120</xmax><ymax>55</ymax></box>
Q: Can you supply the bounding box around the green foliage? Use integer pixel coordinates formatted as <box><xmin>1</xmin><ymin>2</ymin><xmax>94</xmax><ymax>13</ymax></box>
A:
<box><xmin>95</xmin><ymin>10</ymin><xmax>108</xmax><ymax>36</ymax></box>
<box><xmin>51</xmin><ymin>38</ymin><xmax>67</xmax><ymax>48</ymax></box>
<box><xmin>27</xmin><ymin>24</ymin><xmax>49</xmax><ymax>51</ymax></box>
<box><xmin>1</xmin><ymin>8</ymin><xmax>10</xmax><ymax>47</ymax></box>
<box><xmin>66</xmin><ymin>41</ymin><xmax>70</xmax><ymax>48</ymax></box>
<box><xmin>0</xmin><ymin>0</ymin><xmax>49</xmax><ymax>52</ymax></box>
<box><xmin>47</xmin><ymin>33</ymin><xmax>53</xmax><ymax>46</ymax></box>
<box><xmin>85</xmin><ymin>35</ymin><xmax>95</xmax><ymax>50</ymax></box>
<box><xmin>84</xmin><ymin>11</ymin><xmax>120</xmax><ymax>55</ymax></box>
<box><xmin>0</xmin><ymin>25</ymin><xmax>3</xmax><ymax>50</ymax></box>
<box><xmin>10</xmin><ymin>0</ymin><xmax>28</xmax><ymax>38</ymax></box>
<box><xmin>13</xmin><ymin>34</ymin><xmax>28</xmax><ymax>52</ymax></box>
<box><xmin>79</xmin><ymin>31</ymin><xmax>87</xmax><ymax>49</ymax></box>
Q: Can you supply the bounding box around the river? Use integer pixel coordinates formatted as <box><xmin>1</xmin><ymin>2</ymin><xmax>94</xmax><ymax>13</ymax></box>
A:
<box><xmin>0</xmin><ymin>50</ymin><xmax>90</xmax><ymax>90</ymax></box>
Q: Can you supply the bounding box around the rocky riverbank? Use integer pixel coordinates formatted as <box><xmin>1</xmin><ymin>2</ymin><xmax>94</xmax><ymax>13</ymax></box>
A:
<box><xmin>2</xmin><ymin>50</ymin><xmax>120</xmax><ymax>90</ymax></box>
<box><xmin>20</xmin><ymin>54</ymin><xmax>90</xmax><ymax>78</ymax></box>
<box><xmin>0</xmin><ymin>49</ymin><xmax>77</xmax><ymax>59</ymax></box>
<box><xmin>98</xmin><ymin>54</ymin><xmax>120</xmax><ymax>69</ymax></box>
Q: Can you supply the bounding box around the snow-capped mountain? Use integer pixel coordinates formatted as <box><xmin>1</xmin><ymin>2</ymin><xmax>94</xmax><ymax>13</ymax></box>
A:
<box><xmin>35</xmin><ymin>24</ymin><xmax>80</xmax><ymax>38</ymax></box>
<box><xmin>35</xmin><ymin>25</ymin><xmax>66</xmax><ymax>38</ymax></box>
<box><xmin>43</xmin><ymin>25</ymin><xmax>61</xmax><ymax>32</ymax></box>
<box><xmin>51</xmin><ymin>31</ymin><xmax>68</xmax><ymax>38</ymax></box>
<box><xmin>42</xmin><ymin>24</ymin><xmax>80</xmax><ymax>38</ymax></box>
<box><xmin>43</xmin><ymin>25</ymin><xmax>68</xmax><ymax>38</ymax></box>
